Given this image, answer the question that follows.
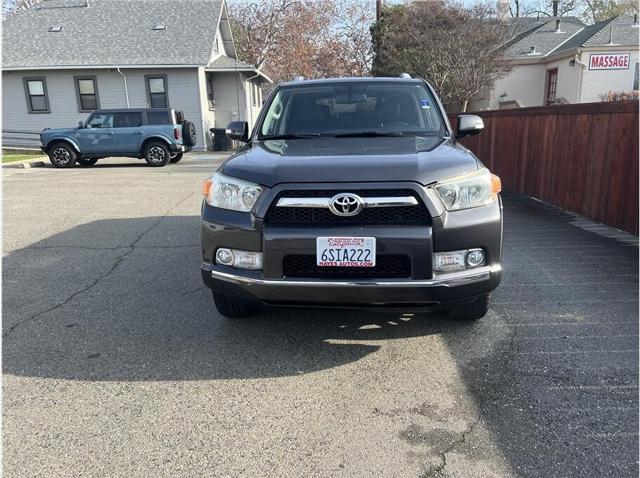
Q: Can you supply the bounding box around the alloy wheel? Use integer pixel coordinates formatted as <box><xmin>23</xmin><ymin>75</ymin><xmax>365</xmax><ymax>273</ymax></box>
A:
<box><xmin>52</xmin><ymin>147</ymin><xmax>70</xmax><ymax>165</ymax></box>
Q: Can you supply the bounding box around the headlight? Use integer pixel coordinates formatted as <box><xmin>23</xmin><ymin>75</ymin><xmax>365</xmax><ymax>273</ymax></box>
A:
<box><xmin>202</xmin><ymin>172</ymin><xmax>263</xmax><ymax>212</ymax></box>
<box><xmin>433</xmin><ymin>169</ymin><xmax>501</xmax><ymax>211</ymax></box>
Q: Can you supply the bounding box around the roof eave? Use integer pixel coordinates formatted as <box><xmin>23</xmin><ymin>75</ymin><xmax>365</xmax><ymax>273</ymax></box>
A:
<box><xmin>205</xmin><ymin>67</ymin><xmax>273</xmax><ymax>83</ymax></box>
<box><xmin>2</xmin><ymin>64</ymin><xmax>202</xmax><ymax>71</ymax></box>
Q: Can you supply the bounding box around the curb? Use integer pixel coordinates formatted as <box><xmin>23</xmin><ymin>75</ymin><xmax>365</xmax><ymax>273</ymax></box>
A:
<box><xmin>3</xmin><ymin>159</ymin><xmax>47</xmax><ymax>169</ymax></box>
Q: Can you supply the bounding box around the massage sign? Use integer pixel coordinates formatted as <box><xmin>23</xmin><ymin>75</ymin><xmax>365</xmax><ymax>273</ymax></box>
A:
<box><xmin>588</xmin><ymin>53</ymin><xmax>631</xmax><ymax>70</ymax></box>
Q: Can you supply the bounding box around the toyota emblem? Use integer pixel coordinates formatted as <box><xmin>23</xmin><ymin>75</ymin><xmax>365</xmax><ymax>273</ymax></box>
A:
<box><xmin>329</xmin><ymin>193</ymin><xmax>364</xmax><ymax>217</ymax></box>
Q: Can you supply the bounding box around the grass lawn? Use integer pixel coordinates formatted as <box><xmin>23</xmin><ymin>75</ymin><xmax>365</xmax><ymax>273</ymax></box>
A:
<box><xmin>2</xmin><ymin>151</ymin><xmax>45</xmax><ymax>164</ymax></box>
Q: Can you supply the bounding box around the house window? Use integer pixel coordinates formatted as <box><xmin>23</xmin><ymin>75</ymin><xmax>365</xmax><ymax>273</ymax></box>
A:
<box><xmin>145</xmin><ymin>75</ymin><xmax>168</xmax><ymax>108</ymax></box>
<box><xmin>214</xmin><ymin>37</ymin><xmax>219</xmax><ymax>53</ymax></box>
<box><xmin>633</xmin><ymin>63</ymin><xmax>639</xmax><ymax>91</ymax></box>
<box><xmin>251</xmin><ymin>83</ymin><xmax>261</xmax><ymax>107</ymax></box>
<box><xmin>206</xmin><ymin>74</ymin><xmax>215</xmax><ymax>110</ymax></box>
<box><xmin>74</xmin><ymin>76</ymin><xmax>99</xmax><ymax>111</ymax></box>
<box><xmin>23</xmin><ymin>77</ymin><xmax>50</xmax><ymax>113</ymax></box>
<box><xmin>545</xmin><ymin>69</ymin><xmax>558</xmax><ymax>105</ymax></box>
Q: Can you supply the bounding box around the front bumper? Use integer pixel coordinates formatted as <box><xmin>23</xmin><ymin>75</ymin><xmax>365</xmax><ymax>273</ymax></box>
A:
<box><xmin>201</xmin><ymin>181</ymin><xmax>503</xmax><ymax>308</ymax></box>
<box><xmin>201</xmin><ymin>262</ymin><xmax>501</xmax><ymax>307</ymax></box>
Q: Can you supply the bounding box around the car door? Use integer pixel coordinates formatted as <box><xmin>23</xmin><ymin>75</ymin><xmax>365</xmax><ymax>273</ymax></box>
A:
<box><xmin>112</xmin><ymin>111</ymin><xmax>144</xmax><ymax>154</ymax></box>
<box><xmin>76</xmin><ymin>112</ymin><xmax>116</xmax><ymax>154</ymax></box>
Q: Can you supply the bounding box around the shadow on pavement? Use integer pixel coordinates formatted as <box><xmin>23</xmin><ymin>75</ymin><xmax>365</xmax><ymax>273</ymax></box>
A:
<box><xmin>2</xmin><ymin>215</ymin><xmax>472</xmax><ymax>382</ymax></box>
<box><xmin>4</xmin><ymin>194</ymin><xmax>638</xmax><ymax>476</ymax></box>
<box><xmin>441</xmin><ymin>193</ymin><xmax>640</xmax><ymax>477</ymax></box>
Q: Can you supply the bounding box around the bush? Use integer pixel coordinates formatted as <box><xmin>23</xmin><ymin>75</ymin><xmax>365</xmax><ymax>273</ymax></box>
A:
<box><xmin>600</xmin><ymin>90</ymin><xmax>640</xmax><ymax>102</ymax></box>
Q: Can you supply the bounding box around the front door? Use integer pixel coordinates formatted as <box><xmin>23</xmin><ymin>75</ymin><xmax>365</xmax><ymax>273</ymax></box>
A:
<box><xmin>112</xmin><ymin>111</ymin><xmax>144</xmax><ymax>154</ymax></box>
<box><xmin>77</xmin><ymin>112</ymin><xmax>116</xmax><ymax>154</ymax></box>
<box><xmin>545</xmin><ymin>69</ymin><xmax>558</xmax><ymax>105</ymax></box>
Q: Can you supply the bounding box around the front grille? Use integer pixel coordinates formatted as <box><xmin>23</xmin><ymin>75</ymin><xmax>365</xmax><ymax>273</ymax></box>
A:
<box><xmin>266</xmin><ymin>189</ymin><xmax>430</xmax><ymax>225</ymax></box>
<box><xmin>283</xmin><ymin>255</ymin><xmax>411</xmax><ymax>278</ymax></box>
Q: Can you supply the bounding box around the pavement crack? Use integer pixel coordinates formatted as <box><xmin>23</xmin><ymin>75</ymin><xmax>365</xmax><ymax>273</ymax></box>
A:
<box><xmin>3</xmin><ymin>192</ymin><xmax>195</xmax><ymax>339</ymax></box>
<box><xmin>421</xmin><ymin>404</ymin><xmax>484</xmax><ymax>478</ymax></box>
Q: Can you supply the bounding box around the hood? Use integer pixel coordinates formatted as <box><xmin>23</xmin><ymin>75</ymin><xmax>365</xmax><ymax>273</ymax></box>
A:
<box><xmin>221</xmin><ymin>136</ymin><xmax>480</xmax><ymax>188</ymax></box>
<box><xmin>42</xmin><ymin>127</ymin><xmax>78</xmax><ymax>135</ymax></box>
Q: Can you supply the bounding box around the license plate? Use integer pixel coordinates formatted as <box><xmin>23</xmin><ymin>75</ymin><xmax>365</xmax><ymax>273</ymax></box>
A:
<box><xmin>316</xmin><ymin>237</ymin><xmax>376</xmax><ymax>267</ymax></box>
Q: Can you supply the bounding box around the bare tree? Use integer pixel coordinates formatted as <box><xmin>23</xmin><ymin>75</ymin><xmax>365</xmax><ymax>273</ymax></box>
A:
<box><xmin>372</xmin><ymin>1</ymin><xmax>513</xmax><ymax>111</ymax></box>
<box><xmin>581</xmin><ymin>0</ymin><xmax>638</xmax><ymax>22</ymax></box>
<box><xmin>228</xmin><ymin>0</ymin><xmax>376</xmax><ymax>83</ymax></box>
<box><xmin>2</xmin><ymin>0</ymin><xmax>40</xmax><ymax>20</ymax></box>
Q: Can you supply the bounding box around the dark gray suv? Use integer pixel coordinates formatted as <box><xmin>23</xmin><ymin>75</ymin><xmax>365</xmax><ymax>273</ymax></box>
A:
<box><xmin>201</xmin><ymin>76</ymin><xmax>502</xmax><ymax>319</ymax></box>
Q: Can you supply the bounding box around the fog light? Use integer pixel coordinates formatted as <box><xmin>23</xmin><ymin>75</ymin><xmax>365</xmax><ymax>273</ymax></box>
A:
<box><xmin>216</xmin><ymin>248</ymin><xmax>234</xmax><ymax>266</ymax></box>
<box><xmin>232</xmin><ymin>250</ymin><xmax>263</xmax><ymax>270</ymax></box>
<box><xmin>433</xmin><ymin>250</ymin><xmax>467</xmax><ymax>272</ymax></box>
<box><xmin>215</xmin><ymin>248</ymin><xmax>262</xmax><ymax>270</ymax></box>
<box><xmin>466</xmin><ymin>249</ymin><xmax>485</xmax><ymax>267</ymax></box>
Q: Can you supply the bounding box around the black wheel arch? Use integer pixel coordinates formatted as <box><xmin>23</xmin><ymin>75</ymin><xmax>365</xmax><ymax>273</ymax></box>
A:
<box><xmin>46</xmin><ymin>139</ymin><xmax>80</xmax><ymax>155</ymax></box>
<box><xmin>140</xmin><ymin>136</ymin><xmax>172</xmax><ymax>155</ymax></box>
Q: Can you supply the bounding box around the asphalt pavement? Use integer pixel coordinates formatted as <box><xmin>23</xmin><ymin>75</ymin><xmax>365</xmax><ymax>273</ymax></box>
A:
<box><xmin>3</xmin><ymin>155</ymin><xmax>638</xmax><ymax>477</ymax></box>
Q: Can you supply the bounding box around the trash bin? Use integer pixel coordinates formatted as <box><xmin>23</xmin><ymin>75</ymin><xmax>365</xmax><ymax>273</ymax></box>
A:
<box><xmin>210</xmin><ymin>128</ymin><xmax>231</xmax><ymax>151</ymax></box>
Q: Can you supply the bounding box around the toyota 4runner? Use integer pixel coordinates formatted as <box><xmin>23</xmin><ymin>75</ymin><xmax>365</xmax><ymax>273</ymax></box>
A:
<box><xmin>201</xmin><ymin>76</ymin><xmax>503</xmax><ymax>320</ymax></box>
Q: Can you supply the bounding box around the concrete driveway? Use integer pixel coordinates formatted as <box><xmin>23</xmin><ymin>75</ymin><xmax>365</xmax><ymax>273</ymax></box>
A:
<box><xmin>3</xmin><ymin>155</ymin><xmax>638</xmax><ymax>477</ymax></box>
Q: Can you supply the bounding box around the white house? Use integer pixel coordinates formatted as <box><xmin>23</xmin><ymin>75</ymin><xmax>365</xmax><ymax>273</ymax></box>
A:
<box><xmin>1</xmin><ymin>0</ymin><xmax>271</xmax><ymax>150</ymax></box>
<box><xmin>470</xmin><ymin>14</ymin><xmax>640</xmax><ymax>110</ymax></box>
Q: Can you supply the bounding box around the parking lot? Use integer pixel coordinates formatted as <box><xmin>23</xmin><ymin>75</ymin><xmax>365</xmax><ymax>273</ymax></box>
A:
<box><xmin>3</xmin><ymin>155</ymin><xmax>639</xmax><ymax>477</ymax></box>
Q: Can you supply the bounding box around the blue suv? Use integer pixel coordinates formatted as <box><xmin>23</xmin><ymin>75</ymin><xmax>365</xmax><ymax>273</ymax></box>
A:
<box><xmin>40</xmin><ymin>108</ymin><xmax>197</xmax><ymax>168</ymax></box>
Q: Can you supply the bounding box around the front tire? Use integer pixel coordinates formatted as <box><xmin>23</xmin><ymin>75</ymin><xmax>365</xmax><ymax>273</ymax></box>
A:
<box><xmin>170</xmin><ymin>152</ymin><xmax>184</xmax><ymax>164</ymax></box>
<box><xmin>144</xmin><ymin>142</ymin><xmax>170</xmax><ymax>167</ymax></box>
<box><xmin>449</xmin><ymin>293</ymin><xmax>491</xmax><ymax>321</ymax></box>
<box><xmin>212</xmin><ymin>291</ymin><xmax>259</xmax><ymax>318</ymax></box>
<box><xmin>47</xmin><ymin>142</ymin><xmax>77</xmax><ymax>168</ymax></box>
<box><xmin>77</xmin><ymin>157</ymin><xmax>99</xmax><ymax>167</ymax></box>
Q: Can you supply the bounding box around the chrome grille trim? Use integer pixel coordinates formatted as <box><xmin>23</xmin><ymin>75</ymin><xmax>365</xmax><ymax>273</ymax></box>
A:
<box><xmin>276</xmin><ymin>196</ymin><xmax>419</xmax><ymax>208</ymax></box>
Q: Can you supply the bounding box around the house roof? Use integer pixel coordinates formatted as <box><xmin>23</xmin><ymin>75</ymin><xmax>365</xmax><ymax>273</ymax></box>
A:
<box><xmin>2</xmin><ymin>0</ymin><xmax>224</xmax><ymax>69</ymax></box>
<box><xmin>556</xmin><ymin>14</ymin><xmax>639</xmax><ymax>52</ymax></box>
<box><xmin>206</xmin><ymin>55</ymin><xmax>273</xmax><ymax>83</ymax></box>
<box><xmin>503</xmin><ymin>14</ymin><xmax>639</xmax><ymax>60</ymax></box>
<box><xmin>505</xmin><ymin>16</ymin><xmax>586</xmax><ymax>58</ymax></box>
<box><xmin>207</xmin><ymin>55</ymin><xmax>255</xmax><ymax>71</ymax></box>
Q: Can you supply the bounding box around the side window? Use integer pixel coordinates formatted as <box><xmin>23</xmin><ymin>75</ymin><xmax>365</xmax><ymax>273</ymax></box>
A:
<box><xmin>146</xmin><ymin>111</ymin><xmax>171</xmax><ymax>125</ymax></box>
<box><xmin>87</xmin><ymin>113</ymin><xmax>114</xmax><ymax>128</ymax></box>
<box><xmin>260</xmin><ymin>92</ymin><xmax>284</xmax><ymax>136</ymax></box>
<box><xmin>24</xmin><ymin>77</ymin><xmax>50</xmax><ymax>113</ymax></box>
<box><xmin>113</xmin><ymin>112</ymin><xmax>142</xmax><ymax>128</ymax></box>
<box><xmin>206</xmin><ymin>75</ymin><xmax>215</xmax><ymax>110</ymax></box>
<box><xmin>75</xmin><ymin>76</ymin><xmax>99</xmax><ymax>112</ymax></box>
<box><xmin>146</xmin><ymin>75</ymin><xmax>168</xmax><ymax>108</ymax></box>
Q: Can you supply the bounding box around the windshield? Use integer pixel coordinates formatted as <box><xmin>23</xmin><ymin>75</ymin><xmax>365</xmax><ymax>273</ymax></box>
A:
<box><xmin>258</xmin><ymin>81</ymin><xmax>445</xmax><ymax>139</ymax></box>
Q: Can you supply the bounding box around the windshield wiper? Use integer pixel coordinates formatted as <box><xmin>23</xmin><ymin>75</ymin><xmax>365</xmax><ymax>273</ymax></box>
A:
<box><xmin>332</xmin><ymin>131</ymin><xmax>408</xmax><ymax>138</ymax></box>
<box><xmin>259</xmin><ymin>133</ymin><xmax>322</xmax><ymax>140</ymax></box>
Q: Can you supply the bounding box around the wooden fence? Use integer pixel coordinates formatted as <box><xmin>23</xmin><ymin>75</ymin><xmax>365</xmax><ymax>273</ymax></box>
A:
<box><xmin>451</xmin><ymin>101</ymin><xmax>639</xmax><ymax>234</ymax></box>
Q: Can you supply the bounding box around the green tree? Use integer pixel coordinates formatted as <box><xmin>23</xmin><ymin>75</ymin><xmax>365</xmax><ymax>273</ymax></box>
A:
<box><xmin>372</xmin><ymin>1</ymin><xmax>513</xmax><ymax>112</ymax></box>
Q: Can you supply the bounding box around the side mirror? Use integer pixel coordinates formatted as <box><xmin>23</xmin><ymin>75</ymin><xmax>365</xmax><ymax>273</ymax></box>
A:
<box><xmin>78</xmin><ymin>121</ymin><xmax>84</xmax><ymax>129</ymax></box>
<box><xmin>226</xmin><ymin>121</ymin><xmax>249</xmax><ymax>142</ymax></box>
<box><xmin>456</xmin><ymin>115</ymin><xmax>484</xmax><ymax>138</ymax></box>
